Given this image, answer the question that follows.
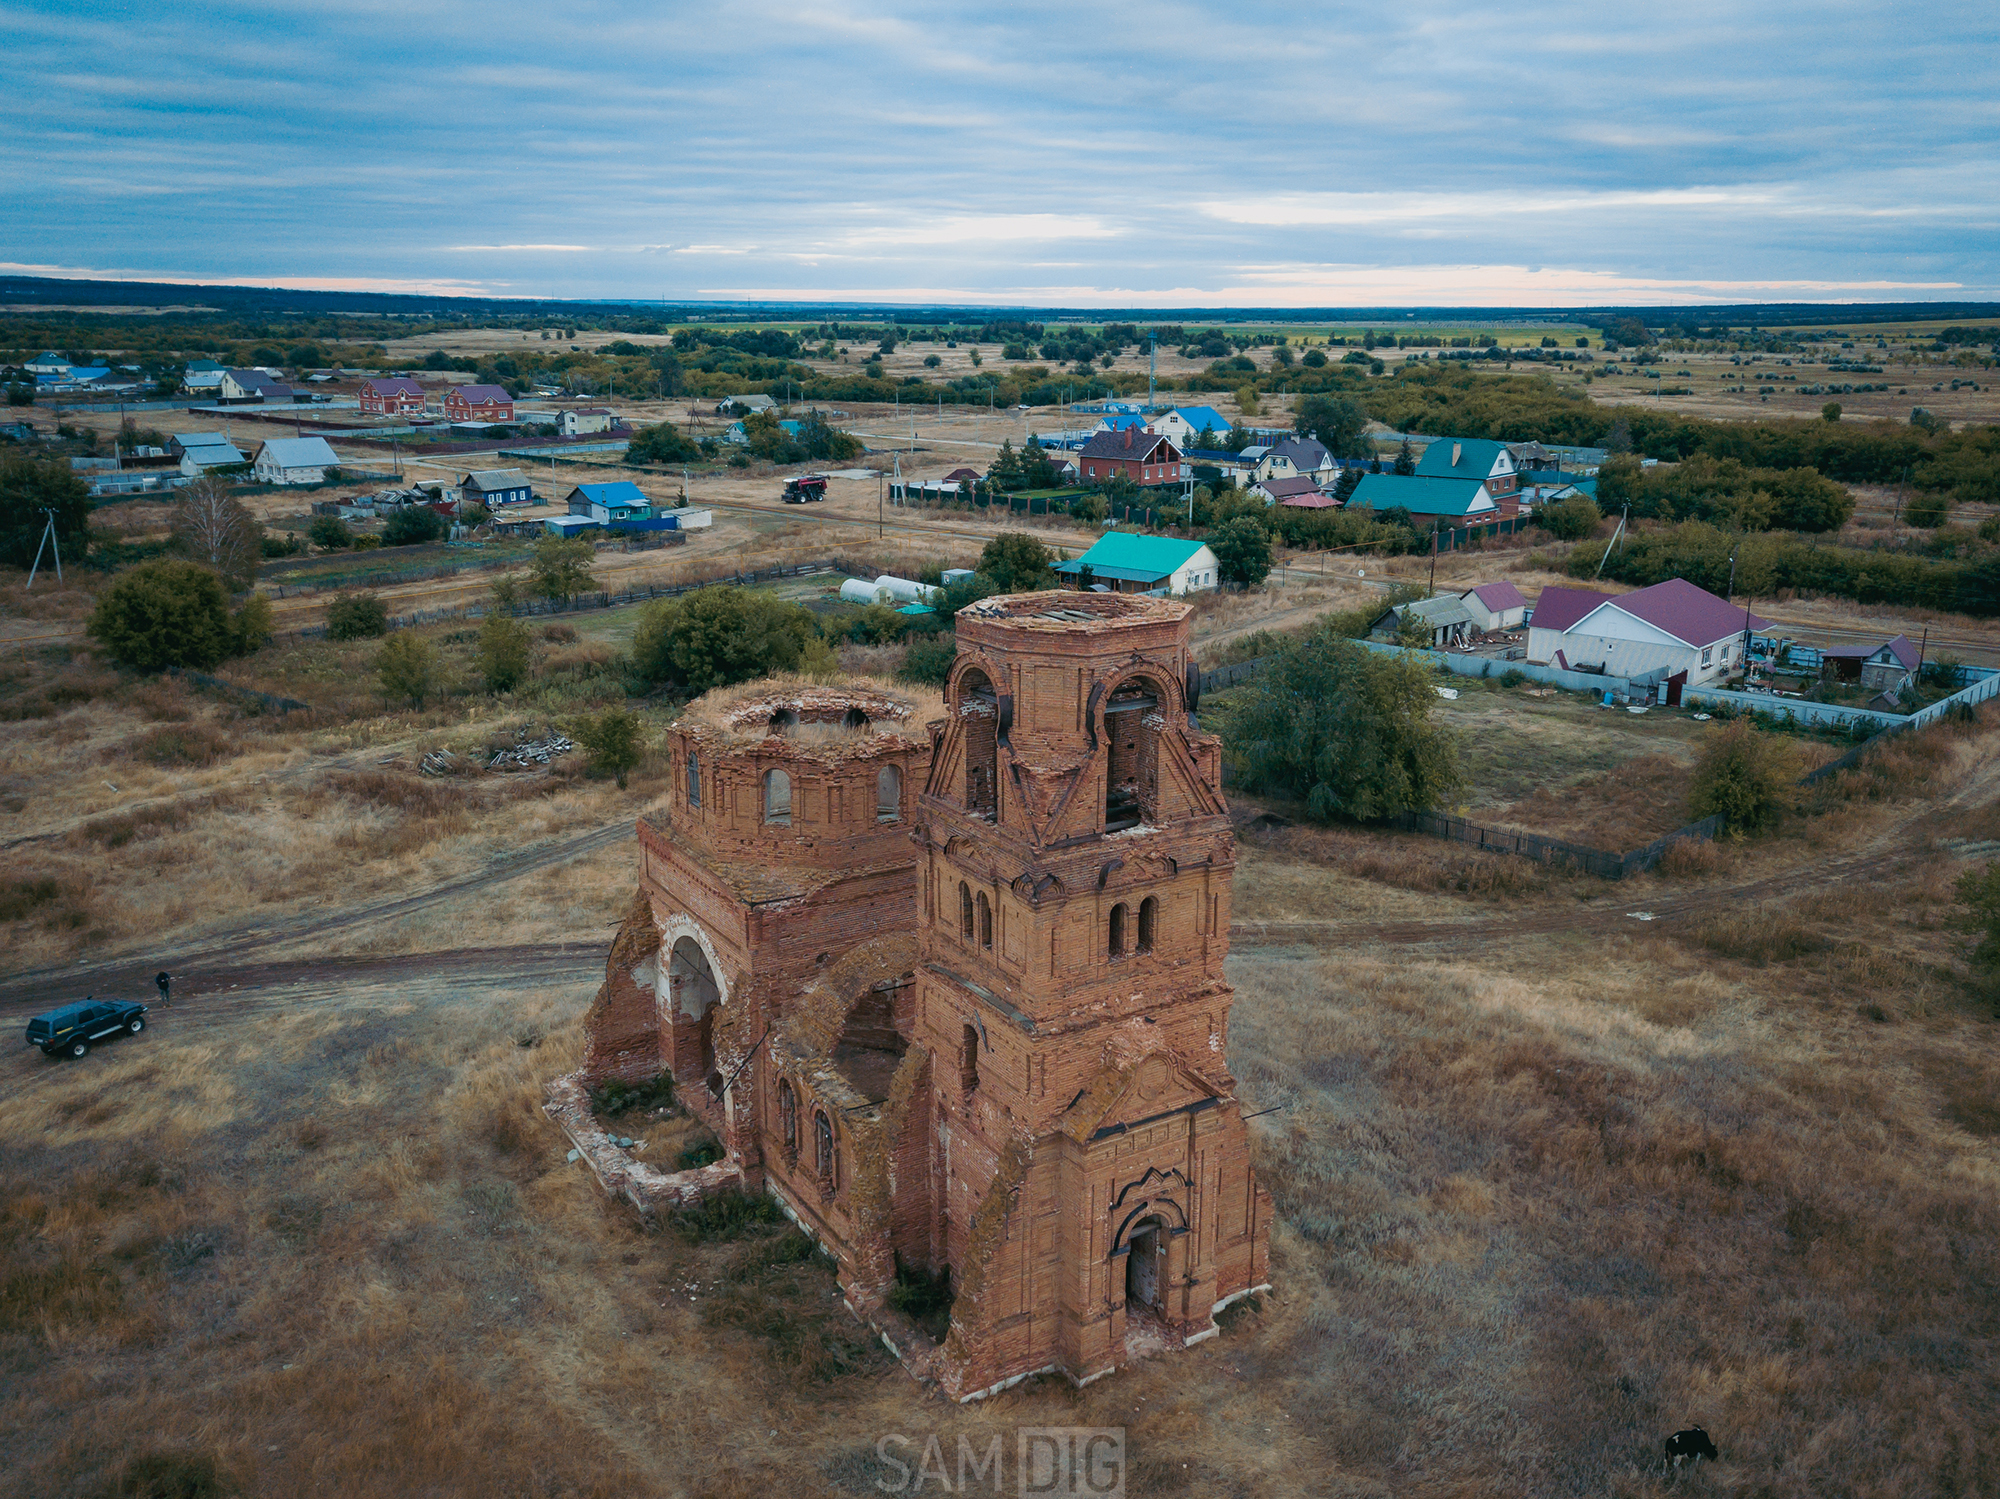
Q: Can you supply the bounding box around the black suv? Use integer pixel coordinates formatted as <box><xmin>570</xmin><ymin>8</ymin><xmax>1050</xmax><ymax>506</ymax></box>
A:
<box><xmin>24</xmin><ymin>998</ymin><xmax>149</xmax><ymax>1059</ymax></box>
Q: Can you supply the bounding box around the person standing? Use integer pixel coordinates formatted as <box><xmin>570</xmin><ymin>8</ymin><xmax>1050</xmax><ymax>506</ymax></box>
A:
<box><xmin>154</xmin><ymin>971</ymin><xmax>172</xmax><ymax>1006</ymax></box>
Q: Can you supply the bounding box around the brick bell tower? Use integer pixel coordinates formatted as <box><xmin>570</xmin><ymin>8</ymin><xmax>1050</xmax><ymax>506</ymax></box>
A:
<box><xmin>910</xmin><ymin>591</ymin><xmax>1272</xmax><ymax>1399</ymax></box>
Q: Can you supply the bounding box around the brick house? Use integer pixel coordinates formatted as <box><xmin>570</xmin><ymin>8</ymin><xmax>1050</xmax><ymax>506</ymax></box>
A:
<box><xmin>573</xmin><ymin>596</ymin><xmax>1272</xmax><ymax>1400</ymax></box>
<box><xmin>1077</xmin><ymin>428</ymin><xmax>1187</xmax><ymax>487</ymax></box>
<box><xmin>359</xmin><ymin>376</ymin><xmax>426</xmax><ymax>415</ymax></box>
<box><xmin>443</xmin><ymin>384</ymin><xmax>514</xmax><ymax>422</ymax></box>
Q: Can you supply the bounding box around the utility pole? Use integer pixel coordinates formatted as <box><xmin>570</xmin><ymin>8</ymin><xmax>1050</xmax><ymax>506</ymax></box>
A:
<box><xmin>878</xmin><ymin>468</ymin><xmax>884</xmax><ymax>537</ymax></box>
<box><xmin>1427</xmin><ymin>527</ymin><xmax>1439</xmax><ymax>596</ymax></box>
<box><xmin>26</xmin><ymin>508</ymin><xmax>62</xmax><ymax>588</ymax></box>
<box><xmin>1148</xmin><ymin>333</ymin><xmax>1157</xmax><ymax>411</ymax></box>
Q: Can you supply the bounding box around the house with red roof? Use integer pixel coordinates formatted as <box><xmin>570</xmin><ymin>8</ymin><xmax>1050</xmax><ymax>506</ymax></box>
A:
<box><xmin>1460</xmin><ymin>580</ymin><xmax>1528</xmax><ymax>631</ymax></box>
<box><xmin>359</xmin><ymin>376</ymin><xmax>426</xmax><ymax>416</ymax></box>
<box><xmin>1528</xmin><ymin>578</ymin><xmax>1767</xmax><ymax>692</ymax></box>
<box><xmin>443</xmin><ymin>384</ymin><xmax>514</xmax><ymax>423</ymax></box>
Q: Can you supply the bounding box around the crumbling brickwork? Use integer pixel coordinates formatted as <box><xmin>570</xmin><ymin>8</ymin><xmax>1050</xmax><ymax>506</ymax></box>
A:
<box><xmin>574</xmin><ymin>607</ymin><xmax>1272</xmax><ymax>1398</ymax></box>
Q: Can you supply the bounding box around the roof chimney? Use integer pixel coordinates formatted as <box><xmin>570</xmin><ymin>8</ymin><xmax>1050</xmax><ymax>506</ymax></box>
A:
<box><xmin>1452</xmin><ymin>442</ymin><xmax>1462</xmax><ymax>466</ymax></box>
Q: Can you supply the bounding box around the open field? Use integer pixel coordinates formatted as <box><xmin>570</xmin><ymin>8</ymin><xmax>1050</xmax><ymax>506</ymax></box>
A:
<box><xmin>3</xmin><ymin>673</ymin><xmax>1997</xmax><ymax>1496</ymax></box>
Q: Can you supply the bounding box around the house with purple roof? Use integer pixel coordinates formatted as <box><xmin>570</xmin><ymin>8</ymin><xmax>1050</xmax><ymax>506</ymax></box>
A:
<box><xmin>1528</xmin><ymin>578</ymin><xmax>1767</xmax><ymax>692</ymax></box>
<box><xmin>1821</xmin><ymin>634</ymin><xmax>1920</xmax><ymax>694</ymax></box>
<box><xmin>1460</xmin><ymin>580</ymin><xmax>1528</xmax><ymax>631</ymax></box>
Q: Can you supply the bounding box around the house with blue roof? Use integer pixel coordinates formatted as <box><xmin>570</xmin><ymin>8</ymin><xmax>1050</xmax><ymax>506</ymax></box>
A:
<box><xmin>1149</xmin><ymin>407</ymin><xmax>1235</xmax><ymax>450</ymax></box>
<box><xmin>1347</xmin><ymin>473</ymin><xmax>1499</xmax><ymax>522</ymax></box>
<box><xmin>1051</xmin><ymin>532</ymin><xmax>1220</xmax><ymax>595</ymax></box>
<box><xmin>565</xmin><ymin>481</ymin><xmax>652</xmax><ymax>524</ymax></box>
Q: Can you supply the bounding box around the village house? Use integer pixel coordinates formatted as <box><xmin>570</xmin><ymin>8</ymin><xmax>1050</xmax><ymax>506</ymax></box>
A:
<box><xmin>250</xmin><ymin>436</ymin><xmax>340</xmax><ymax>485</ymax></box>
<box><xmin>1077</xmin><ymin>427</ymin><xmax>1188</xmax><ymax>487</ymax></box>
<box><xmin>565</xmin><ymin>480</ymin><xmax>652</xmax><ymax>524</ymax></box>
<box><xmin>559</xmin><ymin>408</ymin><xmax>619</xmax><ymax>436</ymax></box>
<box><xmin>180</xmin><ymin>359</ymin><xmax>226</xmax><ymax>394</ymax></box>
<box><xmin>1416</xmin><ymin>437</ymin><xmax>1519</xmax><ymax>499</ymax></box>
<box><xmin>1822</xmin><ymin>635</ymin><xmax>1921</xmax><ymax>694</ymax></box>
<box><xmin>1528</xmin><ymin>579</ymin><xmax>1767</xmax><ymax>695</ymax></box>
<box><xmin>717</xmin><ymin>394</ymin><xmax>776</xmax><ymax>416</ymax></box>
<box><xmin>220</xmin><ymin>369</ymin><xmax>295</xmax><ymax>403</ymax></box>
<box><xmin>1147</xmin><ymin>406</ymin><xmax>1234</xmax><ymax>451</ymax></box>
<box><xmin>458</xmin><ymin>468</ymin><xmax>534</xmax><ymax>508</ymax></box>
<box><xmin>1249</xmin><ymin>437</ymin><xmax>1337</xmax><ymax>486</ymax></box>
<box><xmin>443</xmin><ymin>384</ymin><xmax>514</xmax><ymax>423</ymax></box>
<box><xmin>1370</xmin><ymin>594</ymin><xmax>1476</xmax><ymax>649</ymax></box>
<box><xmin>1346</xmin><ymin>473</ymin><xmax>1499</xmax><ymax>524</ymax></box>
<box><xmin>25</xmin><ymin>352</ymin><xmax>71</xmax><ymax>376</ymax></box>
<box><xmin>1460</xmin><ymin>580</ymin><xmax>1529</xmax><ymax>632</ymax></box>
<box><xmin>572</xmin><ymin>595</ymin><xmax>1272</xmax><ymax>1400</ymax></box>
<box><xmin>1052</xmin><ymin>532</ymin><xmax>1220</xmax><ymax>595</ymax></box>
<box><xmin>359</xmin><ymin>376</ymin><xmax>426</xmax><ymax>416</ymax></box>
<box><xmin>1250</xmin><ymin>474</ymin><xmax>1329</xmax><ymax>506</ymax></box>
<box><xmin>173</xmin><ymin>432</ymin><xmax>246</xmax><ymax>475</ymax></box>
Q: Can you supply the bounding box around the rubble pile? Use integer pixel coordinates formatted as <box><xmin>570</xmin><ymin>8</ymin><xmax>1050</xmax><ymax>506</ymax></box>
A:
<box><xmin>488</xmin><ymin>731</ymin><xmax>575</xmax><ymax>771</ymax></box>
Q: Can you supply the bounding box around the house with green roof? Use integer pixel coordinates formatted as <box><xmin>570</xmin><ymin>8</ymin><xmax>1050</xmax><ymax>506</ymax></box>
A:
<box><xmin>1414</xmin><ymin>437</ymin><xmax>1518</xmax><ymax>502</ymax></box>
<box><xmin>1051</xmin><ymin>532</ymin><xmax>1220</xmax><ymax>595</ymax></box>
<box><xmin>1346</xmin><ymin>473</ymin><xmax>1499</xmax><ymax>522</ymax></box>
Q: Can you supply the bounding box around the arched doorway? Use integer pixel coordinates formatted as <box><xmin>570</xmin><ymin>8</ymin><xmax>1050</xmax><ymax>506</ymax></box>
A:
<box><xmin>1125</xmin><ymin>1216</ymin><xmax>1165</xmax><ymax>1312</ymax></box>
<box><xmin>667</xmin><ymin>935</ymin><xmax>722</xmax><ymax>1089</ymax></box>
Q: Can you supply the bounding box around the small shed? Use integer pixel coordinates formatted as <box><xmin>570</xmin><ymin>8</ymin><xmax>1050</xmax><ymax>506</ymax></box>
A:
<box><xmin>1461</xmin><ymin>580</ymin><xmax>1528</xmax><ymax>632</ymax></box>
<box><xmin>1370</xmin><ymin>594</ymin><xmax>1475</xmax><ymax>649</ymax></box>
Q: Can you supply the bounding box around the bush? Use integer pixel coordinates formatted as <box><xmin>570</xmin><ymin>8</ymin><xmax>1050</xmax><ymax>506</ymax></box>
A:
<box><xmin>375</xmin><ymin>632</ymin><xmax>437</xmax><ymax>707</ymax></box>
<box><xmin>1957</xmin><ymin>864</ymin><xmax>2000</xmax><ymax>999</ymax></box>
<box><xmin>631</xmin><ymin>585</ymin><xmax>827</xmax><ymax>693</ymax></box>
<box><xmin>1905</xmin><ymin>491</ymin><xmax>1953</xmax><ymax>528</ymax></box>
<box><xmin>381</xmin><ymin>506</ymin><xmax>445</xmax><ymax>547</ymax></box>
<box><xmin>1217</xmin><ymin>629</ymin><xmax>1464</xmax><ymax>819</ymax></box>
<box><xmin>626</xmin><ymin>421</ymin><xmax>702</xmax><ymax>465</ymax></box>
<box><xmin>977</xmin><ymin>531</ymin><xmax>1056</xmax><ymax>592</ymax></box>
<box><xmin>1688</xmin><ymin>722</ymin><xmax>1799</xmax><ymax>834</ymax></box>
<box><xmin>572</xmin><ymin>706</ymin><xmax>644</xmax><ymax>787</ymax></box>
<box><xmin>669</xmin><ymin>1188</ymin><xmax>786</xmax><ymax>1244</ymax></box>
<box><xmin>477</xmin><ymin>610</ymin><xmax>531</xmax><ymax>691</ymax></box>
<box><xmin>231</xmin><ymin>593</ymin><xmax>274</xmax><ymax>656</ymax></box>
<box><xmin>1538</xmin><ymin>496</ymin><xmax>1601</xmax><ymax>541</ymax></box>
<box><xmin>86</xmin><ymin>560</ymin><xmax>234</xmax><ymax>671</ymax></box>
<box><xmin>898</xmin><ymin>633</ymin><xmax>958</xmax><ymax>686</ymax></box>
<box><xmin>326</xmin><ymin>592</ymin><xmax>388</xmax><ymax>640</ymax></box>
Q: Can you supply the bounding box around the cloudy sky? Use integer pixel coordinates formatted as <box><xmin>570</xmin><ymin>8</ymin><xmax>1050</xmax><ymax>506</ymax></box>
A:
<box><xmin>5</xmin><ymin>1</ymin><xmax>1997</xmax><ymax>307</ymax></box>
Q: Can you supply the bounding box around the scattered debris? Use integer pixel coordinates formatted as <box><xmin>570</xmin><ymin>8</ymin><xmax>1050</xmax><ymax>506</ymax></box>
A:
<box><xmin>1434</xmin><ymin>686</ymin><xmax>1460</xmax><ymax>700</ymax></box>
<box><xmin>488</xmin><ymin>731</ymin><xmax>575</xmax><ymax>771</ymax></box>
<box><xmin>418</xmin><ymin>748</ymin><xmax>475</xmax><ymax>777</ymax></box>
<box><xmin>1691</xmin><ymin>712</ymin><xmax>1712</xmax><ymax>721</ymax></box>
<box><xmin>1626</xmin><ymin>911</ymin><xmax>1656</xmax><ymax>921</ymax></box>
<box><xmin>565</xmin><ymin>1148</ymin><xmax>579</xmax><ymax>1164</ymax></box>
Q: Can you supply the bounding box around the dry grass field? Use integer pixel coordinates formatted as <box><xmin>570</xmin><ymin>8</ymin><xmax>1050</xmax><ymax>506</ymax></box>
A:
<box><xmin>4</xmin><ymin>539</ymin><xmax>1999</xmax><ymax>1498</ymax></box>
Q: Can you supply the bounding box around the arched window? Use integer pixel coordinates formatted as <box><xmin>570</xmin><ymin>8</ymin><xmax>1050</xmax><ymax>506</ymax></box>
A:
<box><xmin>763</xmin><ymin>768</ymin><xmax>791</xmax><ymax>825</ymax></box>
<box><xmin>768</xmin><ymin>707</ymin><xmax>797</xmax><ymax>735</ymax></box>
<box><xmin>959</xmin><ymin>668</ymin><xmax>998</xmax><ymax>819</ymax></box>
<box><xmin>814</xmin><ymin>1111</ymin><xmax>835</xmax><ymax>1185</ymax></box>
<box><xmin>960</xmin><ymin>1023</ymin><xmax>980</xmax><ymax>1092</ymax></box>
<box><xmin>976</xmin><ymin>892</ymin><xmax>992</xmax><ymax>951</ymax></box>
<box><xmin>1138</xmin><ymin>896</ymin><xmax>1157</xmax><ymax>954</ymax></box>
<box><xmin>1109</xmin><ymin>902</ymin><xmax>1129</xmax><ymax>959</ymax></box>
<box><xmin>686</xmin><ymin>750</ymin><xmax>701</xmax><ymax>808</ymax></box>
<box><xmin>844</xmin><ymin>707</ymin><xmax>870</xmax><ymax>731</ymax></box>
<box><xmin>779</xmin><ymin>1079</ymin><xmax>797</xmax><ymax>1153</ymax></box>
<box><xmin>959</xmin><ymin>882</ymin><xmax>975</xmax><ymax>942</ymax></box>
<box><xmin>877</xmin><ymin>764</ymin><xmax>901</xmax><ymax>822</ymax></box>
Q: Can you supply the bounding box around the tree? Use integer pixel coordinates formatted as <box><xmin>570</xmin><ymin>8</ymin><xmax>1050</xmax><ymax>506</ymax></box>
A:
<box><xmin>574</xmin><ymin>707</ymin><xmax>644</xmax><ymax>788</ymax></box>
<box><xmin>1905</xmin><ymin>491</ymin><xmax>1953</xmax><ymax>528</ymax></box>
<box><xmin>375</xmin><ymin>632</ymin><xmax>437</xmax><ymax>708</ymax></box>
<box><xmin>382</xmin><ymin>505</ymin><xmax>446</xmax><ymax>547</ymax></box>
<box><xmin>1604</xmin><ymin>416</ymin><xmax>1633</xmax><ymax>455</ymax></box>
<box><xmin>0</xmin><ymin>452</ymin><xmax>91</xmax><ymax>571</ymax></box>
<box><xmin>977</xmin><ymin>531</ymin><xmax>1056</xmax><ymax>592</ymax></box>
<box><xmin>1393</xmin><ymin>438</ymin><xmax>1417</xmax><ymax>476</ymax></box>
<box><xmin>6</xmin><ymin>383</ymin><xmax>34</xmax><ymax>406</ymax></box>
<box><xmin>1293</xmin><ymin>394</ymin><xmax>1369</xmax><ymax>457</ymax></box>
<box><xmin>170</xmin><ymin>477</ymin><xmax>260</xmax><ymax>589</ymax></box>
<box><xmin>327</xmin><ymin>592</ymin><xmax>389</xmax><ymax>639</ymax></box>
<box><xmin>478</xmin><ymin>609</ymin><xmax>532</xmax><ymax>691</ymax></box>
<box><xmin>531</xmin><ymin>535</ymin><xmax>599</xmax><ymax>605</ymax></box>
<box><xmin>1688</xmin><ymin>722</ymin><xmax>1798</xmax><ymax>834</ymax></box>
<box><xmin>1333</xmin><ymin>467</ymin><xmax>1363</xmax><ymax>505</ymax></box>
<box><xmin>1538</xmin><ymin>496</ymin><xmax>1601</xmax><ymax>541</ymax></box>
<box><xmin>308</xmin><ymin>515</ymin><xmax>354</xmax><ymax>551</ymax></box>
<box><xmin>1822</xmin><ymin>402</ymin><xmax>1843</xmax><ymax>423</ymax></box>
<box><xmin>232</xmin><ymin>593</ymin><xmax>274</xmax><ymax>656</ymax></box>
<box><xmin>986</xmin><ymin>439</ymin><xmax>1025</xmax><ymax>493</ymax></box>
<box><xmin>898</xmin><ymin>633</ymin><xmax>957</xmax><ymax>686</ymax></box>
<box><xmin>630</xmin><ymin>585</ymin><xmax>823</xmax><ymax>693</ymax></box>
<box><xmin>1218</xmin><ymin>629</ymin><xmax>1464</xmax><ymax>820</ymax></box>
<box><xmin>1206</xmin><ymin>516</ymin><xmax>1272</xmax><ymax>587</ymax></box>
<box><xmin>87</xmin><ymin>560</ymin><xmax>236</xmax><ymax>671</ymax></box>
<box><xmin>627</xmin><ymin>421</ymin><xmax>702</xmax><ymax>465</ymax></box>
<box><xmin>1237</xmin><ymin>384</ymin><xmax>1261</xmax><ymax>418</ymax></box>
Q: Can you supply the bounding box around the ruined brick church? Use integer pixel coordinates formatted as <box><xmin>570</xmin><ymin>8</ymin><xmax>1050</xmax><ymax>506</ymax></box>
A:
<box><xmin>577</xmin><ymin>590</ymin><xmax>1271</xmax><ymax>1398</ymax></box>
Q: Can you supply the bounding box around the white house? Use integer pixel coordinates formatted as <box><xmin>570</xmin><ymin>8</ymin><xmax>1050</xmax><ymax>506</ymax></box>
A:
<box><xmin>222</xmin><ymin>369</ymin><xmax>293</xmax><ymax>403</ymax></box>
<box><xmin>25</xmin><ymin>352</ymin><xmax>71</xmax><ymax>376</ymax></box>
<box><xmin>177</xmin><ymin>441</ymin><xmax>245</xmax><ymax>476</ymax></box>
<box><xmin>1460</xmin><ymin>580</ymin><xmax>1528</xmax><ymax>631</ymax></box>
<box><xmin>1051</xmin><ymin>533</ymin><xmax>1221</xmax><ymax>595</ymax></box>
<box><xmin>559</xmin><ymin>408</ymin><xmax>616</xmax><ymax>436</ymax></box>
<box><xmin>1250</xmin><ymin>437</ymin><xmax>1337</xmax><ymax>485</ymax></box>
<box><xmin>251</xmin><ymin>436</ymin><xmax>341</xmax><ymax>485</ymax></box>
<box><xmin>1528</xmin><ymin>579</ymin><xmax>1767</xmax><ymax>691</ymax></box>
<box><xmin>181</xmin><ymin>360</ymin><xmax>226</xmax><ymax>393</ymax></box>
<box><xmin>1148</xmin><ymin>406</ymin><xmax>1235</xmax><ymax>450</ymax></box>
